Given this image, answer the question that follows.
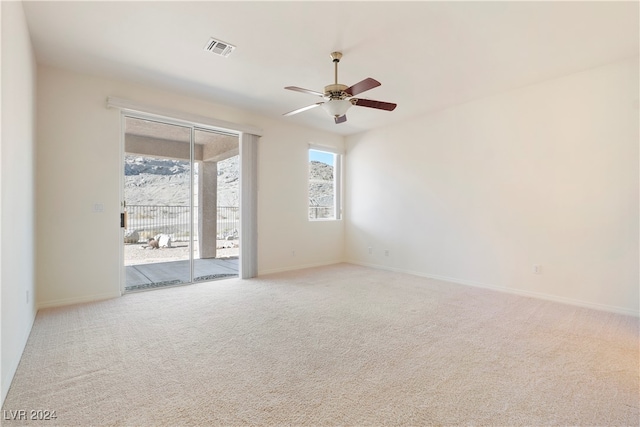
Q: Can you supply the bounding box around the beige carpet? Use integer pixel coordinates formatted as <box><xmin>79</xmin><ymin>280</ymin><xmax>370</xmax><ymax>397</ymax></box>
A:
<box><xmin>2</xmin><ymin>263</ymin><xmax>638</xmax><ymax>426</ymax></box>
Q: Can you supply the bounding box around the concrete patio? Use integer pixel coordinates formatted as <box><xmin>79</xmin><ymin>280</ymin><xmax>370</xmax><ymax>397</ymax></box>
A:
<box><xmin>125</xmin><ymin>257</ymin><xmax>238</xmax><ymax>292</ymax></box>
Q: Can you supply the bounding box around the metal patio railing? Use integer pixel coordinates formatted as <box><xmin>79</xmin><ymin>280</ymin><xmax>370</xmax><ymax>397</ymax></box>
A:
<box><xmin>125</xmin><ymin>205</ymin><xmax>239</xmax><ymax>242</ymax></box>
<box><xmin>309</xmin><ymin>206</ymin><xmax>334</xmax><ymax>219</ymax></box>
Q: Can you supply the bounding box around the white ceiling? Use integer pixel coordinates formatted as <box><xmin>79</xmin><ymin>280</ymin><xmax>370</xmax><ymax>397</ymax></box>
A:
<box><xmin>22</xmin><ymin>1</ymin><xmax>639</xmax><ymax>136</ymax></box>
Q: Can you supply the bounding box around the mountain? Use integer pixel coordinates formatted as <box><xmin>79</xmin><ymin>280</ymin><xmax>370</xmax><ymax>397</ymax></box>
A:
<box><xmin>124</xmin><ymin>156</ymin><xmax>333</xmax><ymax>207</ymax></box>
<box><xmin>124</xmin><ymin>156</ymin><xmax>238</xmax><ymax>206</ymax></box>
<box><xmin>308</xmin><ymin>160</ymin><xmax>334</xmax><ymax>207</ymax></box>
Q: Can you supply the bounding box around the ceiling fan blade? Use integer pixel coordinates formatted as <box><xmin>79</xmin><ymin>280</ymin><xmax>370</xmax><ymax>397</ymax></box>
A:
<box><xmin>352</xmin><ymin>98</ymin><xmax>397</xmax><ymax>111</ymax></box>
<box><xmin>283</xmin><ymin>102</ymin><xmax>324</xmax><ymax>117</ymax></box>
<box><xmin>284</xmin><ymin>86</ymin><xmax>325</xmax><ymax>97</ymax></box>
<box><xmin>334</xmin><ymin>115</ymin><xmax>347</xmax><ymax>124</ymax></box>
<box><xmin>345</xmin><ymin>78</ymin><xmax>381</xmax><ymax>96</ymax></box>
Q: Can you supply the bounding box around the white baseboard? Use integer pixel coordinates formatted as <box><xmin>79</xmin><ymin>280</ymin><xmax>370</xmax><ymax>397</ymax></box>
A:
<box><xmin>347</xmin><ymin>260</ymin><xmax>639</xmax><ymax>318</ymax></box>
<box><xmin>37</xmin><ymin>291</ymin><xmax>121</xmax><ymax>310</ymax></box>
<box><xmin>258</xmin><ymin>260</ymin><xmax>344</xmax><ymax>277</ymax></box>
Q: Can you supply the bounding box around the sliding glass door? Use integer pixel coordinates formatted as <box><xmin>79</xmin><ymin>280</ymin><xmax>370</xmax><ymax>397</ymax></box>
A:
<box><xmin>192</xmin><ymin>128</ymin><xmax>240</xmax><ymax>282</ymax></box>
<box><xmin>121</xmin><ymin>115</ymin><xmax>240</xmax><ymax>292</ymax></box>
<box><xmin>123</xmin><ymin>117</ymin><xmax>193</xmax><ymax>290</ymax></box>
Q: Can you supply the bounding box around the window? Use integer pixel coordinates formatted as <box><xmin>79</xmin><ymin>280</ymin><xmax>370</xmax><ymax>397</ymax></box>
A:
<box><xmin>308</xmin><ymin>147</ymin><xmax>342</xmax><ymax>220</ymax></box>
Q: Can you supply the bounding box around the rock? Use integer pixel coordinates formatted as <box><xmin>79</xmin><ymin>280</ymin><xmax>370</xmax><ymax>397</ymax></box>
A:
<box><xmin>154</xmin><ymin>234</ymin><xmax>172</xmax><ymax>248</ymax></box>
<box><xmin>124</xmin><ymin>229</ymin><xmax>139</xmax><ymax>243</ymax></box>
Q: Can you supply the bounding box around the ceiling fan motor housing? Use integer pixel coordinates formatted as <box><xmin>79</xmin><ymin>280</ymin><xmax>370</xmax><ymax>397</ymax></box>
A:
<box><xmin>324</xmin><ymin>84</ymin><xmax>349</xmax><ymax>100</ymax></box>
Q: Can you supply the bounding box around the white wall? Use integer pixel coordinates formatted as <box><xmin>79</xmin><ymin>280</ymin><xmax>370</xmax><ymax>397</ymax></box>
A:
<box><xmin>1</xmin><ymin>1</ymin><xmax>38</xmax><ymax>405</ymax></box>
<box><xmin>35</xmin><ymin>65</ymin><xmax>344</xmax><ymax>307</ymax></box>
<box><xmin>257</xmin><ymin>123</ymin><xmax>345</xmax><ymax>274</ymax></box>
<box><xmin>345</xmin><ymin>58</ymin><xmax>639</xmax><ymax>315</ymax></box>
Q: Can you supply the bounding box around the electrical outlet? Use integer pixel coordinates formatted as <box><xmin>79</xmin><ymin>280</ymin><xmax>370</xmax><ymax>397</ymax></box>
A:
<box><xmin>533</xmin><ymin>265</ymin><xmax>542</xmax><ymax>274</ymax></box>
<box><xmin>291</xmin><ymin>250</ymin><xmax>296</xmax><ymax>257</ymax></box>
<box><xmin>368</xmin><ymin>246</ymin><xmax>372</xmax><ymax>255</ymax></box>
<box><xmin>385</xmin><ymin>249</ymin><xmax>390</xmax><ymax>257</ymax></box>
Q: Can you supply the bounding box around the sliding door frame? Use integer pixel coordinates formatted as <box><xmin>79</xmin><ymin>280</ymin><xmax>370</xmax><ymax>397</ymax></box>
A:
<box><xmin>120</xmin><ymin>113</ymin><xmax>197</xmax><ymax>292</ymax></box>
<box><xmin>116</xmin><ymin>105</ymin><xmax>259</xmax><ymax>295</ymax></box>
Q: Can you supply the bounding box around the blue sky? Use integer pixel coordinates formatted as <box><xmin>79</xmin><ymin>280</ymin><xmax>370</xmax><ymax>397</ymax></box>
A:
<box><xmin>309</xmin><ymin>149</ymin><xmax>334</xmax><ymax>165</ymax></box>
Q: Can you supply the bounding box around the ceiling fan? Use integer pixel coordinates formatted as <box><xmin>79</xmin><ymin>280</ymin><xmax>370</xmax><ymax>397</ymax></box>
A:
<box><xmin>283</xmin><ymin>52</ymin><xmax>397</xmax><ymax>124</ymax></box>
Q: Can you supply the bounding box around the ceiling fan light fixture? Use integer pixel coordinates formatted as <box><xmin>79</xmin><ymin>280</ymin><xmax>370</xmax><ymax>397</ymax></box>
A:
<box><xmin>322</xmin><ymin>99</ymin><xmax>352</xmax><ymax>118</ymax></box>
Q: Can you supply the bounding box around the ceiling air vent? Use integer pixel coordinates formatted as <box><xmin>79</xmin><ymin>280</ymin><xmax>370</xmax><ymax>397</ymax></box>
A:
<box><xmin>204</xmin><ymin>37</ymin><xmax>236</xmax><ymax>58</ymax></box>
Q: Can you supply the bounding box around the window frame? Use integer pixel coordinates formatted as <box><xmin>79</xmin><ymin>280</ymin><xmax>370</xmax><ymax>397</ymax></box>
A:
<box><xmin>308</xmin><ymin>144</ymin><xmax>343</xmax><ymax>221</ymax></box>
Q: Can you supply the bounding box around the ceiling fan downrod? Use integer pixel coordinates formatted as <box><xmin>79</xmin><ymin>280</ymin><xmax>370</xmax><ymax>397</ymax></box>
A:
<box><xmin>325</xmin><ymin>52</ymin><xmax>348</xmax><ymax>100</ymax></box>
<box><xmin>330</xmin><ymin>51</ymin><xmax>342</xmax><ymax>85</ymax></box>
